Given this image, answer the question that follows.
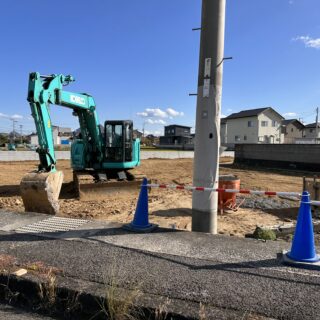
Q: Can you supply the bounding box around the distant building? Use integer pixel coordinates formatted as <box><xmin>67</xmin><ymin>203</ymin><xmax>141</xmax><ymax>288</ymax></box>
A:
<box><xmin>297</xmin><ymin>122</ymin><xmax>320</xmax><ymax>144</ymax></box>
<box><xmin>221</xmin><ymin>107</ymin><xmax>285</xmax><ymax>148</ymax></box>
<box><xmin>220</xmin><ymin>118</ymin><xmax>227</xmax><ymax>145</ymax></box>
<box><xmin>133</xmin><ymin>129</ymin><xmax>143</xmax><ymax>139</ymax></box>
<box><xmin>29</xmin><ymin>126</ymin><xmax>72</xmax><ymax>146</ymax></box>
<box><xmin>159</xmin><ymin>125</ymin><xmax>193</xmax><ymax>149</ymax></box>
<box><xmin>304</xmin><ymin>123</ymin><xmax>320</xmax><ymax>139</ymax></box>
<box><xmin>281</xmin><ymin>119</ymin><xmax>305</xmax><ymax>143</ymax></box>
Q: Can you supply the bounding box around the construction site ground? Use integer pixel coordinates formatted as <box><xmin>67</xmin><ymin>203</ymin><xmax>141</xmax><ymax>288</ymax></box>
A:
<box><xmin>0</xmin><ymin>158</ymin><xmax>308</xmax><ymax>238</ymax></box>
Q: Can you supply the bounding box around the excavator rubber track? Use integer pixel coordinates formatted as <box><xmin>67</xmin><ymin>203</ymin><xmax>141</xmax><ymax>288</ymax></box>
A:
<box><xmin>73</xmin><ymin>171</ymin><xmax>144</xmax><ymax>201</ymax></box>
<box><xmin>20</xmin><ymin>171</ymin><xmax>64</xmax><ymax>215</ymax></box>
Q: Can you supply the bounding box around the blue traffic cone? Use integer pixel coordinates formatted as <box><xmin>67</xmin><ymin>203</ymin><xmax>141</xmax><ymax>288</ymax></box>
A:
<box><xmin>282</xmin><ymin>191</ymin><xmax>320</xmax><ymax>268</ymax></box>
<box><xmin>123</xmin><ymin>178</ymin><xmax>158</xmax><ymax>232</ymax></box>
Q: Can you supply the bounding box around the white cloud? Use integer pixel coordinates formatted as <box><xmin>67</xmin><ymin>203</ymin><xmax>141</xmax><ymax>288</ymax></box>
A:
<box><xmin>145</xmin><ymin>108</ymin><xmax>168</xmax><ymax>118</ymax></box>
<box><xmin>293</xmin><ymin>36</ymin><xmax>320</xmax><ymax>49</ymax></box>
<box><xmin>166</xmin><ymin>108</ymin><xmax>184</xmax><ymax>117</ymax></box>
<box><xmin>283</xmin><ymin>112</ymin><xmax>297</xmax><ymax>117</ymax></box>
<box><xmin>0</xmin><ymin>113</ymin><xmax>24</xmax><ymax>120</ymax></box>
<box><xmin>11</xmin><ymin>114</ymin><xmax>23</xmax><ymax>120</ymax></box>
<box><xmin>221</xmin><ymin>114</ymin><xmax>227</xmax><ymax>118</ymax></box>
<box><xmin>145</xmin><ymin>118</ymin><xmax>166</xmax><ymax>125</ymax></box>
<box><xmin>137</xmin><ymin>111</ymin><xmax>148</xmax><ymax>117</ymax></box>
<box><xmin>137</xmin><ymin>107</ymin><xmax>184</xmax><ymax>119</ymax></box>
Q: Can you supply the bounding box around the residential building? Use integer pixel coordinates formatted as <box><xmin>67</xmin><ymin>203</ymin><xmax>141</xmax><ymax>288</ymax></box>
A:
<box><xmin>304</xmin><ymin>123</ymin><xmax>320</xmax><ymax>139</ymax></box>
<box><xmin>297</xmin><ymin>122</ymin><xmax>320</xmax><ymax>143</ymax></box>
<box><xmin>220</xmin><ymin>118</ymin><xmax>227</xmax><ymax>145</ymax></box>
<box><xmin>159</xmin><ymin>125</ymin><xmax>193</xmax><ymax>149</ymax></box>
<box><xmin>221</xmin><ymin>107</ymin><xmax>284</xmax><ymax>148</ymax></box>
<box><xmin>29</xmin><ymin>126</ymin><xmax>72</xmax><ymax>146</ymax></box>
<box><xmin>281</xmin><ymin>119</ymin><xmax>305</xmax><ymax>143</ymax></box>
<box><xmin>133</xmin><ymin>129</ymin><xmax>143</xmax><ymax>139</ymax></box>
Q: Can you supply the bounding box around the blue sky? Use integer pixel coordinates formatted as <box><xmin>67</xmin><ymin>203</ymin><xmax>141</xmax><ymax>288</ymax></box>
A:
<box><xmin>0</xmin><ymin>0</ymin><xmax>319</xmax><ymax>135</ymax></box>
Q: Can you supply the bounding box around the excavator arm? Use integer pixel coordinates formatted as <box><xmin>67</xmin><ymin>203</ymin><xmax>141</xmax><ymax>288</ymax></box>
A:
<box><xmin>21</xmin><ymin>72</ymin><xmax>104</xmax><ymax>214</ymax></box>
<box><xmin>27</xmin><ymin>72</ymin><xmax>104</xmax><ymax>172</ymax></box>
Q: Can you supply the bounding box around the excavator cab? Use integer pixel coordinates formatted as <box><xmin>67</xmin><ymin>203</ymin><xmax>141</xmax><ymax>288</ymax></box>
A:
<box><xmin>105</xmin><ymin>120</ymin><xmax>135</xmax><ymax>164</ymax></box>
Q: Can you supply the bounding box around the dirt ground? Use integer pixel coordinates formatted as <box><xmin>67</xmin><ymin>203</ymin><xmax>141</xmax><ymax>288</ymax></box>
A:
<box><xmin>0</xmin><ymin>158</ymin><xmax>308</xmax><ymax>237</ymax></box>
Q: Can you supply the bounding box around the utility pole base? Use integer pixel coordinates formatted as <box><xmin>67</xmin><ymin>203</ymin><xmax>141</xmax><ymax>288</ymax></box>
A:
<box><xmin>192</xmin><ymin>209</ymin><xmax>217</xmax><ymax>234</ymax></box>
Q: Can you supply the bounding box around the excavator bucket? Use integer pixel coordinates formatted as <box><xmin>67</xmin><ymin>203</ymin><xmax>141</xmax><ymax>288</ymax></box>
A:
<box><xmin>20</xmin><ymin>171</ymin><xmax>64</xmax><ymax>215</ymax></box>
<box><xmin>73</xmin><ymin>171</ymin><xmax>143</xmax><ymax>201</ymax></box>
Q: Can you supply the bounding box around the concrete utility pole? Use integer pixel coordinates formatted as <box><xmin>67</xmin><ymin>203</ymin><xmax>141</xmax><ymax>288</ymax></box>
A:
<box><xmin>11</xmin><ymin>120</ymin><xmax>18</xmax><ymax>144</ymax></box>
<box><xmin>192</xmin><ymin>0</ymin><xmax>226</xmax><ymax>233</ymax></box>
<box><xmin>315</xmin><ymin>107</ymin><xmax>319</xmax><ymax>144</ymax></box>
<box><xmin>20</xmin><ymin>125</ymin><xmax>23</xmax><ymax>144</ymax></box>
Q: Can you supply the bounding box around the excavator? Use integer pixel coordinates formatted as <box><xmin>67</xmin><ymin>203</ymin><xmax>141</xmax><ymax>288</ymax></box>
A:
<box><xmin>20</xmin><ymin>72</ymin><xmax>141</xmax><ymax>214</ymax></box>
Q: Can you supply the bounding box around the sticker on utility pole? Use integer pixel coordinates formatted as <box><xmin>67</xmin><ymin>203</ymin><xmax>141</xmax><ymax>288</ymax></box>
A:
<box><xmin>203</xmin><ymin>79</ymin><xmax>210</xmax><ymax>97</ymax></box>
<box><xmin>204</xmin><ymin>58</ymin><xmax>211</xmax><ymax>77</ymax></box>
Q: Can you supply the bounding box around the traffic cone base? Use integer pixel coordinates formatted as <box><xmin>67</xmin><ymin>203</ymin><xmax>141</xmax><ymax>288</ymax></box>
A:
<box><xmin>280</xmin><ymin>191</ymin><xmax>320</xmax><ymax>269</ymax></box>
<box><xmin>123</xmin><ymin>177</ymin><xmax>158</xmax><ymax>233</ymax></box>
<box><xmin>282</xmin><ymin>250</ymin><xmax>320</xmax><ymax>270</ymax></box>
<box><xmin>123</xmin><ymin>222</ymin><xmax>158</xmax><ymax>233</ymax></box>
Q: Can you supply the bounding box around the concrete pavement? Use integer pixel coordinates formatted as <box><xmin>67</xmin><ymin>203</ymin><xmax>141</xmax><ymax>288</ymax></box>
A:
<box><xmin>0</xmin><ymin>210</ymin><xmax>318</xmax><ymax>319</ymax></box>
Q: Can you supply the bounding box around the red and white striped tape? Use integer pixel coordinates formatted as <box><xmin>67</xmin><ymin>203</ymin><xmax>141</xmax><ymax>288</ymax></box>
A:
<box><xmin>146</xmin><ymin>183</ymin><xmax>301</xmax><ymax>197</ymax></box>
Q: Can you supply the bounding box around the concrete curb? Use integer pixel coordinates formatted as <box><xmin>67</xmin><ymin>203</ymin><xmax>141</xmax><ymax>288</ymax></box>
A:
<box><xmin>0</xmin><ymin>272</ymin><xmax>243</xmax><ymax>320</ymax></box>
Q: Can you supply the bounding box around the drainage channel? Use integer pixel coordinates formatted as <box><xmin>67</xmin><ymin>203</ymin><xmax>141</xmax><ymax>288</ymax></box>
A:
<box><xmin>15</xmin><ymin>216</ymin><xmax>89</xmax><ymax>234</ymax></box>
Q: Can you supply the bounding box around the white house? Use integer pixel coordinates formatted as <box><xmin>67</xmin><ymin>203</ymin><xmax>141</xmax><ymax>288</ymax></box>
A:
<box><xmin>221</xmin><ymin>107</ymin><xmax>285</xmax><ymax>148</ymax></box>
<box><xmin>29</xmin><ymin>126</ymin><xmax>72</xmax><ymax>146</ymax></box>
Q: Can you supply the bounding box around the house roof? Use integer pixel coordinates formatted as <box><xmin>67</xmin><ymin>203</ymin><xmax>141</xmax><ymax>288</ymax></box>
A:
<box><xmin>165</xmin><ymin>124</ymin><xmax>191</xmax><ymax>129</ymax></box>
<box><xmin>226</xmin><ymin>107</ymin><xmax>284</xmax><ymax>120</ymax></box>
<box><xmin>281</xmin><ymin>119</ymin><xmax>305</xmax><ymax>128</ymax></box>
<box><xmin>305</xmin><ymin>122</ymin><xmax>320</xmax><ymax>128</ymax></box>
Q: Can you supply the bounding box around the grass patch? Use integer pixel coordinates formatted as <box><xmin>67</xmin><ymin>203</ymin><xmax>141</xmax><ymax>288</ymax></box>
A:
<box><xmin>253</xmin><ymin>227</ymin><xmax>277</xmax><ymax>241</ymax></box>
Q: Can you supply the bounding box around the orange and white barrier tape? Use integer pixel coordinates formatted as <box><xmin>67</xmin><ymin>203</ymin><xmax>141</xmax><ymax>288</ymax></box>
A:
<box><xmin>146</xmin><ymin>183</ymin><xmax>301</xmax><ymax>197</ymax></box>
<box><xmin>145</xmin><ymin>183</ymin><xmax>320</xmax><ymax>207</ymax></box>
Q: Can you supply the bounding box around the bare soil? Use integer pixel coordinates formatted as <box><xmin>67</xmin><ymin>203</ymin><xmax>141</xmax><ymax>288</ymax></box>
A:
<box><xmin>0</xmin><ymin>158</ymin><xmax>309</xmax><ymax>238</ymax></box>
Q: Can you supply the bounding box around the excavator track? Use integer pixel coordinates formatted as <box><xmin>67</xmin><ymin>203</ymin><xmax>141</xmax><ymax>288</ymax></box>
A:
<box><xmin>73</xmin><ymin>171</ymin><xmax>144</xmax><ymax>201</ymax></box>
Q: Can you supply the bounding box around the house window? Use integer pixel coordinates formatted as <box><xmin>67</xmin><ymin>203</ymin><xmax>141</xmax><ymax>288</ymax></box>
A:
<box><xmin>248</xmin><ymin>121</ymin><xmax>254</xmax><ymax>127</ymax></box>
<box><xmin>261</xmin><ymin>121</ymin><xmax>268</xmax><ymax>127</ymax></box>
<box><xmin>310</xmin><ymin>129</ymin><xmax>314</xmax><ymax>133</ymax></box>
<box><xmin>258</xmin><ymin>136</ymin><xmax>264</xmax><ymax>142</ymax></box>
<box><xmin>291</xmin><ymin>128</ymin><xmax>294</xmax><ymax>132</ymax></box>
<box><xmin>244</xmin><ymin>135</ymin><xmax>247</xmax><ymax>141</ymax></box>
<box><xmin>235</xmin><ymin>135</ymin><xmax>241</xmax><ymax>142</ymax></box>
<box><xmin>272</xmin><ymin>120</ymin><xmax>277</xmax><ymax>127</ymax></box>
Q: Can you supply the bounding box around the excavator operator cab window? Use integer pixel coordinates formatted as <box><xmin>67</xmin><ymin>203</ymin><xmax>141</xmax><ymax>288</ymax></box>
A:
<box><xmin>105</xmin><ymin>121</ymin><xmax>133</xmax><ymax>163</ymax></box>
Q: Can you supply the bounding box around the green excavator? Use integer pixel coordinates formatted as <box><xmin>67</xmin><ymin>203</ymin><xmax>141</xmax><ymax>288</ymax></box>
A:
<box><xmin>20</xmin><ymin>72</ymin><xmax>141</xmax><ymax>214</ymax></box>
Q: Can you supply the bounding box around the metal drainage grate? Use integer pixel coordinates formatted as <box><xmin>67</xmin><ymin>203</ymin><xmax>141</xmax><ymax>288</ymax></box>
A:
<box><xmin>16</xmin><ymin>216</ymin><xmax>89</xmax><ymax>234</ymax></box>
